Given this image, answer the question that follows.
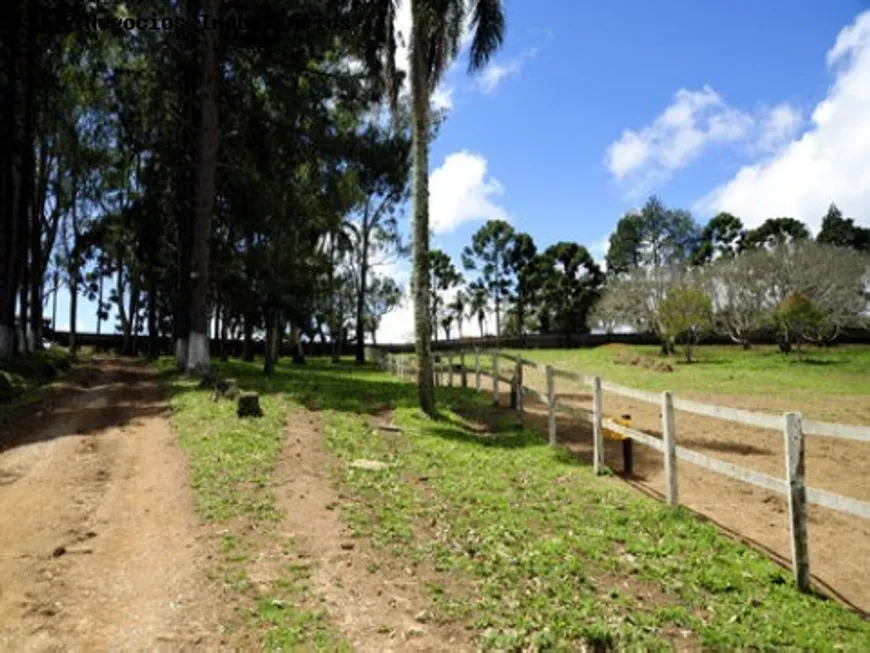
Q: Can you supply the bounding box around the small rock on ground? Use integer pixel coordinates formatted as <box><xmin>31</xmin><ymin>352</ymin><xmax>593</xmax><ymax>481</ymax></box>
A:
<box><xmin>349</xmin><ymin>459</ymin><xmax>390</xmax><ymax>471</ymax></box>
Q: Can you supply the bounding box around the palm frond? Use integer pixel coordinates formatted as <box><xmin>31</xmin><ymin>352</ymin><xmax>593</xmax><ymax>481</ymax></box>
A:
<box><xmin>467</xmin><ymin>0</ymin><xmax>505</xmax><ymax>73</ymax></box>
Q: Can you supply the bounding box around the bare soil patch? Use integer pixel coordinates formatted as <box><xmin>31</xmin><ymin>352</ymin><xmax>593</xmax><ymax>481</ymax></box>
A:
<box><xmin>275</xmin><ymin>409</ymin><xmax>473</xmax><ymax>652</ymax></box>
<box><xmin>498</xmin><ymin>365</ymin><xmax>870</xmax><ymax>615</ymax></box>
<box><xmin>0</xmin><ymin>358</ymin><xmax>223</xmax><ymax>652</ymax></box>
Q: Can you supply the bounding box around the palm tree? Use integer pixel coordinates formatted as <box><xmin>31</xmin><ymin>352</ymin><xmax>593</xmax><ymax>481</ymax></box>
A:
<box><xmin>366</xmin><ymin>0</ymin><xmax>506</xmax><ymax>415</ymax></box>
<box><xmin>468</xmin><ymin>280</ymin><xmax>488</xmax><ymax>338</ymax></box>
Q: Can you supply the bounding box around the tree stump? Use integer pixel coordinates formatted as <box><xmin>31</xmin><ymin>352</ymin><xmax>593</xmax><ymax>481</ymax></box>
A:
<box><xmin>198</xmin><ymin>368</ymin><xmax>218</xmax><ymax>389</ymax></box>
<box><xmin>213</xmin><ymin>378</ymin><xmax>239</xmax><ymax>401</ymax></box>
<box><xmin>237</xmin><ymin>392</ymin><xmax>263</xmax><ymax>418</ymax></box>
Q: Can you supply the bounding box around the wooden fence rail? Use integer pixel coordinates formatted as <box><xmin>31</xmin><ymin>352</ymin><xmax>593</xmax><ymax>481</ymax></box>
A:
<box><xmin>377</xmin><ymin>347</ymin><xmax>870</xmax><ymax>596</ymax></box>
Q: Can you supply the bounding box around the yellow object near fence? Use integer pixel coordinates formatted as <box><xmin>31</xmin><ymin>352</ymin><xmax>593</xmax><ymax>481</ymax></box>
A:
<box><xmin>604</xmin><ymin>414</ymin><xmax>632</xmax><ymax>440</ymax></box>
<box><xmin>603</xmin><ymin>414</ymin><xmax>634</xmax><ymax>475</ymax></box>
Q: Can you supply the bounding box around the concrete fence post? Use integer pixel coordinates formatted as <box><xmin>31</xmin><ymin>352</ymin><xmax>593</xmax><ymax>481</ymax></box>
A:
<box><xmin>448</xmin><ymin>353</ymin><xmax>454</xmax><ymax>387</ymax></box>
<box><xmin>662</xmin><ymin>391</ymin><xmax>678</xmax><ymax>506</ymax></box>
<box><xmin>592</xmin><ymin>376</ymin><xmax>604</xmax><ymax>475</ymax></box>
<box><xmin>784</xmin><ymin>412</ymin><xmax>810</xmax><ymax>593</ymax></box>
<box><xmin>461</xmin><ymin>351</ymin><xmax>467</xmax><ymax>387</ymax></box>
<box><xmin>546</xmin><ymin>365</ymin><xmax>556</xmax><ymax>446</ymax></box>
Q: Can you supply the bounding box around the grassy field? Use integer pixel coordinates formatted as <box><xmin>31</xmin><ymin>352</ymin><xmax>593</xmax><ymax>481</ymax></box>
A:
<box><xmin>160</xmin><ymin>355</ymin><xmax>870</xmax><ymax>651</ymax></box>
<box><xmin>458</xmin><ymin>344</ymin><xmax>870</xmax><ymax>398</ymax></box>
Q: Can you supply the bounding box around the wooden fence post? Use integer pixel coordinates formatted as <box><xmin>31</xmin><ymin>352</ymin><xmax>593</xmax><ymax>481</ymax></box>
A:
<box><xmin>474</xmin><ymin>348</ymin><xmax>481</xmax><ymax>391</ymax></box>
<box><xmin>461</xmin><ymin>352</ymin><xmax>467</xmax><ymax>387</ymax></box>
<box><xmin>448</xmin><ymin>353</ymin><xmax>454</xmax><ymax>387</ymax></box>
<box><xmin>546</xmin><ymin>365</ymin><xmax>556</xmax><ymax>446</ymax></box>
<box><xmin>784</xmin><ymin>412</ymin><xmax>810</xmax><ymax>593</ymax></box>
<box><xmin>592</xmin><ymin>376</ymin><xmax>604</xmax><ymax>475</ymax></box>
<box><xmin>492</xmin><ymin>351</ymin><xmax>500</xmax><ymax>405</ymax></box>
<box><xmin>662</xmin><ymin>391</ymin><xmax>678</xmax><ymax>506</ymax></box>
<box><xmin>516</xmin><ymin>359</ymin><xmax>524</xmax><ymax>425</ymax></box>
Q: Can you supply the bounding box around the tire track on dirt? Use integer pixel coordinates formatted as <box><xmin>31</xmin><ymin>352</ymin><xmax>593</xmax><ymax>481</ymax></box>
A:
<box><xmin>0</xmin><ymin>359</ymin><xmax>222</xmax><ymax>652</ymax></box>
<box><xmin>275</xmin><ymin>410</ymin><xmax>472</xmax><ymax>653</ymax></box>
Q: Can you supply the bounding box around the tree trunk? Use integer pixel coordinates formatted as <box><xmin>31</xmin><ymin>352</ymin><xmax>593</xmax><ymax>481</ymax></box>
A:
<box><xmin>19</xmin><ymin>243</ymin><xmax>30</xmax><ymax>353</ymax></box>
<box><xmin>263</xmin><ymin>309</ymin><xmax>277</xmax><ymax>375</ymax></box>
<box><xmin>147</xmin><ymin>274</ymin><xmax>158</xmax><ymax>359</ymax></box>
<box><xmin>29</xmin><ymin>132</ymin><xmax>49</xmax><ymax>351</ymax></box>
<box><xmin>410</xmin><ymin>5</ymin><xmax>435</xmax><ymax>415</ymax></box>
<box><xmin>355</xmin><ymin>204</ymin><xmax>369</xmax><ymax>365</ymax></box>
<box><xmin>51</xmin><ymin>270</ymin><xmax>58</xmax><ymax>333</ymax></box>
<box><xmin>117</xmin><ymin>251</ymin><xmax>132</xmax><ymax>354</ymax></box>
<box><xmin>96</xmin><ymin>274</ymin><xmax>104</xmax><ymax>336</ymax></box>
<box><xmin>213</xmin><ymin>301</ymin><xmax>220</xmax><ymax>341</ymax></box>
<box><xmin>219</xmin><ymin>303</ymin><xmax>228</xmax><ymax>362</ymax></box>
<box><xmin>291</xmin><ymin>324</ymin><xmax>305</xmax><ymax>364</ymax></box>
<box><xmin>69</xmin><ymin>266</ymin><xmax>78</xmax><ymax>355</ymax></box>
<box><xmin>186</xmin><ymin>0</ymin><xmax>220</xmax><ymax>376</ymax></box>
<box><xmin>242</xmin><ymin>312</ymin><xmax>254</xmax><ymax>361</ymax></box>
<box><xmin>173</xmin><ymin>0</ymin><xmax>199</xmax><ymax>370</ymax></box>
<box><xmin>127</xmin><ymin>267</ymin><xmax>141</xmax><ymax>356</ymax></box>
<box><xmin>0</xmin><ymin>0</ymin><xmax>34</xmax><ymax>358</ymax></box>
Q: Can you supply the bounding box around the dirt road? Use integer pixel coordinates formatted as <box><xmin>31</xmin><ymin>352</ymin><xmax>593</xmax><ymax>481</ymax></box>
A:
<box><xmin>0</xmin><ymin>359</ymin><xmax>220</xmax><ymax>652</ymax></box>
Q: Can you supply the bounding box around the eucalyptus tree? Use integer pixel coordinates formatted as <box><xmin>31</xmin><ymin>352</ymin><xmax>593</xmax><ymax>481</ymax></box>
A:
<box><xmin>361</xmin><ymin>0</ymin><xmax>507</xmax><ymax>414</ymax></box>
<box><xmin>365</xmin><ymin>274</ymin><xmax>404</xmax><ymax>345</ymax></box>
<box><xmin>347</xmin><ymin>118</ymin><xmax>411</xmax><ymax>363</ymax></box>
<box><xmin>605</xmin><ymin>196</ymin><xmax>701</xmax><ymax>275</ymax></box>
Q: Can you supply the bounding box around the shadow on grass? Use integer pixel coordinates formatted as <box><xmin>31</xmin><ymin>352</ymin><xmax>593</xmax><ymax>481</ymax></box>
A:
<box><xmin>793</xmin><ymin>358</ymin><xmax>836</xmax><ymax>366</ymax></box>
<box><xmin>158</xmin><ymin>356</ymin><xmax>421</xmax><ymax>415</ymax></box>
<box><xmin>157</xmin><ymin>356</ymin><xmax>583</xmax><ymax>455</ymax></box>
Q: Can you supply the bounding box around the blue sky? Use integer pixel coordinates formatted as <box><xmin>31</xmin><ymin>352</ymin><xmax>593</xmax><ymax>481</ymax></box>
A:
<box><xmin>51</xmin><ymin>2</ymin><xmax>870</xmax><ymax>344</ymax></box>
<box><xmin>379</xmin><ymin>1</ymin><xmax>870</xmax><ymax>342</ymax></box>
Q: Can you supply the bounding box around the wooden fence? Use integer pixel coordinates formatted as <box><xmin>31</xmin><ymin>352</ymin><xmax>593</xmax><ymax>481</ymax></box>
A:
<box><xmin>375</xmin><ymin>346</ymin><xmax>870</xmax><ymax>596</ymax></box>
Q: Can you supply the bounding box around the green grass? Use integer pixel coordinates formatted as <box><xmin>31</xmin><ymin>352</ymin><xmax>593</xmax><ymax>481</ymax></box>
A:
<box><xmin>450</xmin><ymin>344</ymin><xmax>870</xmax><ymax>398</ymax></box>
<box><xmin>160</xmin><ymin>355</ymin><xmax>870</xmax><ymax>651</ymax></box>
<box><xmin>158</xmin><ymin>358</ymin><xmax>353</xmax><ymax>651</ymax></box>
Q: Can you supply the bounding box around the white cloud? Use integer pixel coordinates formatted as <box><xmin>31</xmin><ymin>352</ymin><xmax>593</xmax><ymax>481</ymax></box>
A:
<box><xmin>606</xmin><ymin>131</ymin><xmax>650</xmax><ymax>179</ymax></box>
<box><xmin>477</xmin><ymin>48</ymin><xmax>537</xmax><ymax>94</ymax></box>
<box><xmin>697</xmin><ymin>10</ymin><xmax>870</xmax><ymax>232</ymax></box>
<box><xmin>429</xmin><ymin>151</ymin><xmax>509</xmax><ymax>234</ymax></box>
<box><xmin>756</xmin><ymin>103</ymin><xmax>803</xmax><ymax>153</ymax></box>
<box><xmin>431</xmin><ymin>85</ymin><xmax>454</xmax><ymax>111</ymax></box>
<box><xmin>605</xmin><ymin>86</ymin><xmax>753</xmax><ymax>189</ymax></box>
